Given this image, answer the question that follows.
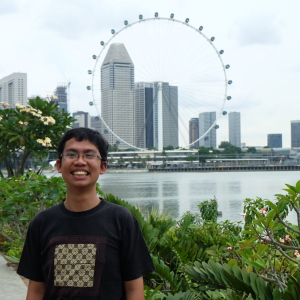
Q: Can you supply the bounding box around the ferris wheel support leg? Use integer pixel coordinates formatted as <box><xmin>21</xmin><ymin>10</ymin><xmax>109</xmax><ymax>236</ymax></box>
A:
<box><xmin>158</xmin><ymin>82</ymin><xmax>163</xmax><ymax>152</ymax></box>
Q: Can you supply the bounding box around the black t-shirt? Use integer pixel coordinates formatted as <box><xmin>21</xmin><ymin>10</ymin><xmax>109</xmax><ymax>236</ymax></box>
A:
<box><xmin>17</xmin><ymin>200</ymin><xmax>155</xmax><ymax>299</ymax></box>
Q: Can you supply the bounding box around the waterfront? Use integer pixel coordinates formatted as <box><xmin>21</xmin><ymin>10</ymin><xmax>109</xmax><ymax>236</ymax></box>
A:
<box><xmin>97</xmin><ymin>170</ymin><xmax>300</xmax><ymax>222</ymax></box>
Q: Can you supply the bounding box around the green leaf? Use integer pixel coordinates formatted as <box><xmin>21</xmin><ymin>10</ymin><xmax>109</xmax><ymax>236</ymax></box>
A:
<box><xmin>256</xmin><ymin>244</ymin><xmax>269</xmax><ymax>256</ymax></box>
<box><xmin>265</xmin><ymin>200</ymin><xmax>279</xmax><ymax>213</ymax></box>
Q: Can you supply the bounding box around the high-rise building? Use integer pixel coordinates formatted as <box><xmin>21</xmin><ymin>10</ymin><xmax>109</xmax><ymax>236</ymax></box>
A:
<box><xmin>91</xmin><ymin>116</ymin><xmax>103</xmax><ymax>134</ymax></box>
<box><xmin>0</xmin><ymin>72</ymin><xmax>27</xmax><ymax>107</ymax></box>
<box><xmin>189</xmin><ymin>118</ymin><xmax>199</xmax><ymax>148</ymax></box>
<box><xmin>52</xmin><ymin>84</ymin><xmax>69</xmax><ymax>112</ymax></box>
<box><xmin>291</xmin><ymin>120</ymin><xmax>300</xmax><ymax>148</ymax></box>
<box><xmin>228</xmin><ymin>112</ymin><xmax>241</xmax><ymax>147</ymax></box>
<box><xmin>134</xmin><ymin>82</ymin><xmax>154</xmax><ymax>149</ymax></box>
<box><xmin>267</xmin><ymin>134</ymin><xmax>282</xmax><ymax>148</ymax></box>
<box><xmin>153</xmin><ymin>82</ymin><xmax>178</xmax><ymax>148</ymax></box>
<box><xmin>73</xmin><ymin>111</ymin><xmax>91</xmax><ymax>128</ymax></box>
<box><xmin>199</xmin><ymin>112</ymin><xmax>217</xmax><ymax>148</ymax></box>
<box><xmin>101</xmin><ymin>43</ymin><xmax>135</xmax><ymax>149</ymax></box>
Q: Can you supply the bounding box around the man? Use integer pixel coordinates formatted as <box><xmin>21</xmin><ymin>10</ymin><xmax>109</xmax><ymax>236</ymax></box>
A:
<box><xmin>17</xmin><ymin>127</ymin><xmax>155</xmax><ymax>299</ymax></box>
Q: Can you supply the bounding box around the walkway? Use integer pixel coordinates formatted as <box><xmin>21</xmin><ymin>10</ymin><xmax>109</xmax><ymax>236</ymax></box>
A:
<box><xmin>0</xmin><ymin>255</ymin><xmax>27</xmax><ymax>299</ymax></box>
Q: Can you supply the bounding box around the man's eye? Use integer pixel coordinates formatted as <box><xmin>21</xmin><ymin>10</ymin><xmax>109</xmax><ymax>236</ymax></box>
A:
<box><xmin>85</xmin><ymin>154</ymin><xmax>95</xmax><ymax>159</ymax></box>
<box><xmin>67</xmin><ymin>153</ymin><xmax>77</xmax><ymax>158</ymax></box>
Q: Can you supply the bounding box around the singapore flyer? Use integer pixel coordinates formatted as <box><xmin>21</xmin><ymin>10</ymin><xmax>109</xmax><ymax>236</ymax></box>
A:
<box><xmin>87</xmin><ymin>13</ymin><xmax>232</xmax><ymax>150</ymax></box>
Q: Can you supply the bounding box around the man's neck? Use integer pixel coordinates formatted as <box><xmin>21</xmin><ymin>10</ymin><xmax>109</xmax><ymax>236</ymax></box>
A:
<box><xmin>64</xmin><ymin>190</ymin><xmax>101</xmax><ymax>212</ymax></box>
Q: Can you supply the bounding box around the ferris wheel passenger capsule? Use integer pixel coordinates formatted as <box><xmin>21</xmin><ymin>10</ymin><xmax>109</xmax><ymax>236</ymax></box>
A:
<box><xmin>124</xmin><ymin>20</ymin><xmax>128</xmax><ymax>25</ymax></box>
<box><xmin>95</xmin><ymin>116</ymin><xmax>100</xmax><ymax>121</ymax></box>
<box><xmin>104</xmin><ymin>129</ymin><xmax>108</xmax><ymax>134</ymax></box>
<box><xmin>228</xmin><ymin>80</ymin><xmax>233</xmax><ymax>85</ymax></box>
<box><xmin>89</xmin><ymin>101</ymin><xmax>93</xmax><ymax>106</ymax></box>
<box><xmin>219</xmin><ymin>50</ymin><xmax>224</xmax><ymax>54</ymax></box>
<box><xmin>226</xmin><ymin>64</ymin><xmax>230</xmax><ymax>69</ymax></box>
<box><xmin>111</xmin><ymin>29</ymin><xmax>115</xmax><ymax>34</ymax></box>
<box><xmin>139</xmin><ymin>14</ymin><xmax>143</xmax><ymax>20</ymax></box>
<box><xmin>227</xmin><ymin>96</ymin><xmax>232</xmax><ymax>100</ymax></box>
<box><xmin>170</xmin><ymin>13</ymin><xmax>174</xmax><ymax>18</ymax></box>
<box><xmin>100</xmin><ymin>41</ymin><xmax>104</xmax><ymax>46</ymax></box>
<box><xmin>211</xmin><ymin>37</ymin><xmax>215</xmax><ymax>41</ymax></box>
<box><xmin>92</xmin><ymin>55</ymin><xmax>97</xmax><ymax>59</ymax></box>
<box><xmin>154</xmin><ymin>12</ymin><xmax>158</xmax><ymax>17</ymax></box>
<box><xmin>185</xmin><ymin>18</ymin><xmax>189</xmax><ymax>23</ymax></box>
<box><xmin>199</xmin><ymin>26</ymin><xmax>203</xmax><ymax>31</ymax></box>
<box><xmin>86</xmin><ymin>86</ymin><xmax>91</xmax><ymax>90</ymax></box>
<box><xmin>215</xmin><ymin>125</ymin><xmax>220</xmax><ymax>129</ymax></box>
<box><xmin>222</xmin><ymin>111</ymin><xmax>227</xmax><ymax>115</ymax></box>
<box><xmin>88</xmin><ymin>70</ymin><xmax>92</xmax><ymax>75</ymax></box>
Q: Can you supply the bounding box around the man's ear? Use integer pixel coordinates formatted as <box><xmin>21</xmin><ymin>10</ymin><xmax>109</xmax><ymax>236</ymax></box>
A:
<box><xmin>56</xmin><ymin>159</ymin><xmax>62</xmax><ymax>173</ymax></box>
<box><xmin>100</xmin><ymin>161</ymin><xmax>107</xmax><ymax>175</ymax></box>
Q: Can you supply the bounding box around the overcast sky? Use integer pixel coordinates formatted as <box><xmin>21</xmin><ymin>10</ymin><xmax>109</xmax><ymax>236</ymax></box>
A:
<box><xmin>1</xmin><ymin>0</ymin><xmax>299</xmax><ymax>148</ymax></box>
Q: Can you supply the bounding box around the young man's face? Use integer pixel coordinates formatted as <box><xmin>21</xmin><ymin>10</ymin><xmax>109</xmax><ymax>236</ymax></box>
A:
<box><xmin>56</xmin><ymin>138</ymin><xmax>107</xmax><ymax>189</ymax></box>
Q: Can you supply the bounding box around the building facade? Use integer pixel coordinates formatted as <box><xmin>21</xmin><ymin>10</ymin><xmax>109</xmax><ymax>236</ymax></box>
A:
<box><xmin>228</xmin><ymin>112</ymin><xmax>241</xmax><ymax>148</ymax></box>
<box><xmin>134</xmin><ymin>82</ymin><xmax>154</xmax><ymax>149</ymax></box>
<box><xmin>267</xmin><ymin>134</ymin><xmax>282</xmax><ymax>148</ymax></box>
<box><xmin>153</xmin><ymin>82</ymin><xmax>178</xmax><ymax>149</ymax></box>
<box><xmin>52</xmin><ymin>84</ymin><xmax>69</xmax><ymax>112</ymax></box>
<box><xmin>73</xmin><ymin>111</ymin><xmax>91</xmax><ymax>128</ymax></box>
<box><xmin>199</xmin><ymin>112</ymin><xmax>217</xmax><ymax>148</ymax></box>
<box><xmin>189</xmin><ymin>118</ymin><xmax>199</xmax><ymax>148</ymax></box>
<box><xmin>0</xmin><ymin>73</ymin><xmax>27</xmax><ymax>107</ymax></box>
<box><xmin>291</xmin><ymin>120</ymin><xmax>300</xmax><ymax>148</ymax></box>
<box><xmin>101</xmin><ymin>43</ymin><xmax>135</xmax><ymax>149</ymax></box>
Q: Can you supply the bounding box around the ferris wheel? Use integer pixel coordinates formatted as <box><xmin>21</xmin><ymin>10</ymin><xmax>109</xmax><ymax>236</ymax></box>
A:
<box><xmin>87</xmin><ymin>13</ymin><xmax>232</xmax><ymax>150</ymax></box>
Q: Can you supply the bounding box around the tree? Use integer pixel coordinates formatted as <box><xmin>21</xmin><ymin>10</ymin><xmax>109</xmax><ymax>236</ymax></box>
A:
<box><xmin>0</xmin><ymin>97</ymin><xmax>75</xmax><ymax>177</ymax></box>
<box><xmin>163</xmin><ymin>145</ymin><xmax>174</xmax><ymax>150</ymax></box>
<box><xmin>247</xmin><ymin>146</ymin><xmax>257</xmax><ymax>153</ymax></box>
<box><xmin>219</xmin><ymin>141</ymin><xmax>242</xmax><ymax>155</ymax></box>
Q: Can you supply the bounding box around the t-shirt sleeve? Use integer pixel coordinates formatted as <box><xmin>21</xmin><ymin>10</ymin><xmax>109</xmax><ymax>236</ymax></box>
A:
<box><xmin>17</xmin><ymin>220</ymin><xmax>45</xmax><ymax>282</ymax></box>
<box><xmin>120</xmin><ymin>213</ymin><xmax>155</xmax><ymax>281</ymax></box>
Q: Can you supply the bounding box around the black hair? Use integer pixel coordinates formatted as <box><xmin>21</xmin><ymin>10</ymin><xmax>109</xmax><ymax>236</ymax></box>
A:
<box><xmin>57</xmin><ymin>127</ymin><xmax>108</xmax><ymax>161</ymax></box>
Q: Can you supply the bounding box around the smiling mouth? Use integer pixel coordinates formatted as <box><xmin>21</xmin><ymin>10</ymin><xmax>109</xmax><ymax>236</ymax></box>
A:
<box><xmin>71</xmin><ymin>171</ymin><xmax>89</xmax><ymax>175</ymax></box>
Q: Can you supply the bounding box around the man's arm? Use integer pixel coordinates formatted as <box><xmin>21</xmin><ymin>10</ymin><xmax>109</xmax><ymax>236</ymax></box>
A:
<box><xmin>26</xmin><ymin>280</ymin><xmax>46</xmax><ymax>300</ymax></box>
<box><xmin>124</xmin><ymin>276</ymin><xmax>144</xmax><ymax>300</ymax></box>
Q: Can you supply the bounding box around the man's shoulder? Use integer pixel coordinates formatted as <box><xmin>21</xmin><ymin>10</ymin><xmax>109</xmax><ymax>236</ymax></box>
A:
<box><xmin>31</xmin><ymin>204</ymin><xmax>61</xmax><ymax>223</ymax></box>
<box><xmin>102</xmin><ymin>200</ymin><xmax>135</xmax><ymax>219</ymax></box>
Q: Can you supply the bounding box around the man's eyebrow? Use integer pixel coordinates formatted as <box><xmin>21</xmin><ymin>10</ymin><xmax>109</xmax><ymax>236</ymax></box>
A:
<box><xmin>64</xmin><ymin>148</ymin><xmax>98</xmax><ymax>153</ymax></box>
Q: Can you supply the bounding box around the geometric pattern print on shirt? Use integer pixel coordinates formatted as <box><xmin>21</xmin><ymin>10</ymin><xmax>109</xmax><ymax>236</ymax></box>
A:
<box><xmin>47</xmin><ymin>236</ymin><xmax>107</xmax><ymax>297</ymax></box>
<box><xmin>54</xmin><ymin>243</ymin><xmax>97</xmax><ymax>288</ymax></box>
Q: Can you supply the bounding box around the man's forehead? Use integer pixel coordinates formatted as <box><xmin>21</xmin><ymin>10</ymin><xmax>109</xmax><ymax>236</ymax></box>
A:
<box><xmin>64</xmin><ymin>138</ymin><xmax>98</xmax><ymax>151</ymax></box>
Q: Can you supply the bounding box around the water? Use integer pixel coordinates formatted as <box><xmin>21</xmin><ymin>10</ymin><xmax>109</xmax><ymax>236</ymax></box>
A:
<box><xmin>97</xmin><ymin>170</ymin><xmax>300</xmax><ymax>222</ymax></box>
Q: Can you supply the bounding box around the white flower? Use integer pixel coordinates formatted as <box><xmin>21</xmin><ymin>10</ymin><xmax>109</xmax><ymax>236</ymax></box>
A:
<box><xmin>1</xmin><ymin>102</ymin><xmax>9</xmax><ymax>108</ymax></box>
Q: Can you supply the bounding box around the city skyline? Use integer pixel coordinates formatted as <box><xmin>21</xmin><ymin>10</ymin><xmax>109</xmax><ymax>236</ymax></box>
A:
<box><xmin>1</xmin><ymin>1</ymin><xmax>299</xmax><ymax>147</ymax></box>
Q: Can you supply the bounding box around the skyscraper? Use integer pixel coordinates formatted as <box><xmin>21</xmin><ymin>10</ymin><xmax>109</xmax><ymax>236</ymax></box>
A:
<box><xmin>189</xmin><ymin>118</ymin><xmax>199</xmax><ymax>148</ymax></box>
<box><xmin>52</xmin><ymin>84</ymin><xmax>69</xmax><ymax>112</ymax></box>
<box><xmin>73</xmin><ymin>111</ymin><xmax>91</xmax><ymax>128</ymax></box>
<box><xmin>101</xmin><ymin>43</ymin><xmax>135</xmax><ymax>149</ymax></box>
<box><xmin>134</xmin><ymin>82</ymin><xmax>154</xmax><ymax>149</ymax></box>
<box><xmin>199</xmin><ymin>112</ymin><xmax>217</xmax><ymax>148</ymax></box>
<box><xmin>0</xmin><ymin>72</ymin><xmax>27</xmax><ymax>106</ymax></box>
<box><xmin>228</xmin><ymin>112</ymin><xmax>241</xmax><ymax>147</ymax></box>
<box><xmin>267</xmin><ymin>134</ymin><xmax>282</xmax><ymax>148</ymax></box>
<box><xmin>153</xmin><ymin>82</ymin><xmax>178</xmax><ymax>148</ymax></box>
<box><xmin>291</xmin><ymin>120</ymin><xmax>300</xmax><ymax>148</ymax></box>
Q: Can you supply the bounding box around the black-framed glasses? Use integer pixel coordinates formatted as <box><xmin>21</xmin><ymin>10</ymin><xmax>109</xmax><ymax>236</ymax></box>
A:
<box><xmin>61</xmin><ymin>152</ymin><xmax>102</xmax><ymax>160</ymax></box>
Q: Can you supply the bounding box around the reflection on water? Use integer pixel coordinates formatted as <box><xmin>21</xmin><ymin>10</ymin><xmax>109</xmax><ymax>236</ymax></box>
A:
<box><xmin>97</xmin><ymin>171</ymin><xmax>300</xmax><ymax>222</ymax></box>
<box><xmin>228</xmin><ymin>181</ymin><xmax>241</xmax><ymax>193</ymax></box>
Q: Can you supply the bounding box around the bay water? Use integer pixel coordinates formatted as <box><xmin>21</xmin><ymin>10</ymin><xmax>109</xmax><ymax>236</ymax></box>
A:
<box><xmin>98</xmin><ymin>170</ymin><xmax>300</xmax><ymax>223</ymax></box>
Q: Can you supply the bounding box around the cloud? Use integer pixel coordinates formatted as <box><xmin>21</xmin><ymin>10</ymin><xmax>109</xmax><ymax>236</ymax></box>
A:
<box><xmin>232</xmin><ymin>14</ymin><xmax>282</xmax><ymax>46</ymax></box>
<box><xmin>0</xmin><ymin>0</ymin><xmax>18</xmax><ymax>15</ymax></box>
